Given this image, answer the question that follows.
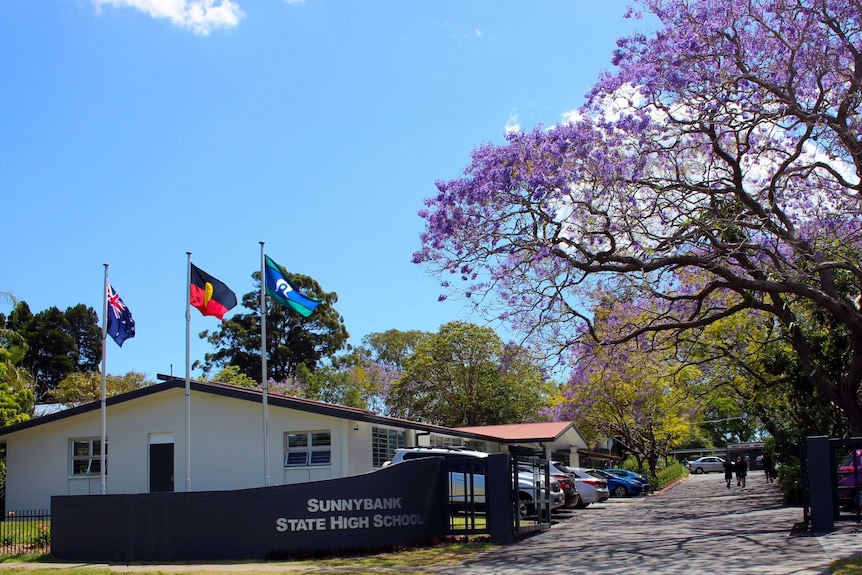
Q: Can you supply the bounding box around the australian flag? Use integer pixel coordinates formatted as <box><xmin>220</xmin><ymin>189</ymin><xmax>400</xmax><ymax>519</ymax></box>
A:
<box><xmin>107</xmin><ymin>282</ymin><xmax>136</xmax><ymax>347</ymax></box>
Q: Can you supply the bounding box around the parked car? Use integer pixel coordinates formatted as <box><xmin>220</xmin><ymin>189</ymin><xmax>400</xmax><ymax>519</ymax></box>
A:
<box><xmin>687</xmin><ymin>456</ymin><xmax>726</xmax><ymax>474</ymax></box>
<box><xmin>591</xmin><ymin>468</ymin><xmax>649</xmax><ymax>497</ymax></box>
<box><xmin>837</xmin><ymin>449</ymin><xmax>862</xmax><ymax>508</ymax></box>
<box><xmin>385</xmin><ymin>446</ymin><xmax>565</xmax><ymax>517</ymax></box>
<box><xmin>555</xmin><ymin>464</ymin><xmax>610</xmax><ymax>507</ymax></box>
<box><xmin>532</xmin><ymin>461</ymin><xmax>580</xmax><ymax>507</ymax></box>
<box><xmin>605</xmin><ymin>468</ymin><xmax>650</xmax><ymax>487</ymax></box>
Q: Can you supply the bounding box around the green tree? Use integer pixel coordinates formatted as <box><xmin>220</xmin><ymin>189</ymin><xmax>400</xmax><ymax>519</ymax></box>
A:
<box><xmin>52</xmin><ymin>371</ymin><xmax>154</xmax><ymax>406</ymax></box>
<box><xmin>552</xmin><ymin>300</ymin><xmax>696</xmax><ymax>475</ymax></box>
<box><xmin>197</xmin><ymin>271</ymin><xmax>349</xmax><ymax>382</ymax></box>
<box><xmin>63</xmin><ymin>304</ymin><xmax>102</xmax><ymax>372</ymax></box>
<box><xmin>387</xmin><ymin>321</ymin><xmax>552</xmax><ymax>427</ymax></box>
<box><xmin>360</xmin><ymin>329</ymin><xmax>429</xmax><ymax>370</ymax></box>
<box><xmin>4</xmin><ymin>301</ymin><xmax>102</xmax><ymax>401</ymax></box>
<box><xmin>209</xmin><ymin>365</ymin><xmax>258</xmax><ymax>388</ymax></box>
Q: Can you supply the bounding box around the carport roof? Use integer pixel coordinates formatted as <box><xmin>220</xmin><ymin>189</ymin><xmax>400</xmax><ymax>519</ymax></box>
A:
<box><xmin>455</xmin><ymin>421</ymin><xmax>589</xmax><ymax>449</ymax></box>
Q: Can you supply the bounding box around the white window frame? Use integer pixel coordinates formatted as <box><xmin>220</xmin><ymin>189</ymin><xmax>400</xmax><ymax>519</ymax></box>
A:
<box><xmin>372</xmin><ymin>427</ymin><xmax>406</xmax><ymax>468</ymax></box>
<box><xmin>284</xmin><ymin>430</ymin><xmax>331</xmax><ymax>467</ymax></box>
<box><xmin>70</xmin><ymin>437</ymin><xmax>107</xmax><ymax>477</ymax></box>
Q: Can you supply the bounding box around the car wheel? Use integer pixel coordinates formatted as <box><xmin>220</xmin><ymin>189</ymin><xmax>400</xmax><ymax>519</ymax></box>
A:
<box><xmin>613</xmin><ymin>485</ymin><xmax>628</xmax><ymax>497</ymax></box>
<box><xmin>517</xmin><ymin>494</ymin><xmax>535</xmax><ymax>520</ymax></box>
<box><xmin>694</xmin><ymin>467</ymin><xmax>704</xmax><ymax>474</ymax></box>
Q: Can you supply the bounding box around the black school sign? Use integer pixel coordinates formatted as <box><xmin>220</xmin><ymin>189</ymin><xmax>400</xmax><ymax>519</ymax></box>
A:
<box><xmin>51</xmin><ymin>458</ymin><xmax>446</xmax><ymax>562</ymax></box>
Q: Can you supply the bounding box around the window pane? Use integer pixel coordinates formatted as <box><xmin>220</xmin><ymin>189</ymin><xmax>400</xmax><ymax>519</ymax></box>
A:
<box><xmin>73</xmin><ymin>460</ymin><xmax>90</xmax><ymax>475</ymax></box>
<box><xmin>311</xmin><ymin>432</ymin><xmax>331</xmax><ymax>447</ymax></box>
<box><xmin>93</xmin><ymin>441</ymin><xmax>102</xmax><ymax>456</ymax></box>
<box><xmin>73</xmin><ymin>441</ymin><xmax>90</xmax><ymax>456</ymax></box>
<box><xmin>288</xmin><ymin>434</ymin><xmax>308</xmax><ymax>448</ymax></box>
<box><xmin>309</xmin><ymin>451</ymin><xmax>331</xmax><ymax>465</ymax></box>
<box><xmin>286</xmin><ymin>452</ymin><xmax>308</xmax><ymax>466</ymax></box>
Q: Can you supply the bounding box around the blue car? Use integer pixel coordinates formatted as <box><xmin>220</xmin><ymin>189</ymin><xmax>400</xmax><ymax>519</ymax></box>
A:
<box><xmin>605</xmin><ymin>468</ymin><xmax>650</xmax><ymax>487</ymax></box>
<box><xmin>592</xmin><ymin>469</ymin><xmax>650</xmax><ymax>497</ymax></box>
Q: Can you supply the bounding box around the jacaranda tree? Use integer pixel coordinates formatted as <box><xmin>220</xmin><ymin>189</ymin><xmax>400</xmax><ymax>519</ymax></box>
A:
<box><xmin>414</xmin><ymin>0</ymin><xmax>862</xmax><ymax>432</ymax></box>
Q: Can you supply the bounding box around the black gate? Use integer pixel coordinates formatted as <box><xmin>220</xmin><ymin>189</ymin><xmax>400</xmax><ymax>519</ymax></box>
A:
<box><xmin>440</xmin><ymin>454</ymin><xmax>552</xmax><ymax>540</ymax></box>
<box><xmin>511</xmin><ymin>456</ymin><xmax>551</xmax><ymax>535</ymax></box>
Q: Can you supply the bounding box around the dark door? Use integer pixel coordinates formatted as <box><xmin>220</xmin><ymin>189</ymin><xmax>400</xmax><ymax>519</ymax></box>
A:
<box><xmin>149</xmin><ymin>443</ymin><xmax>174</xmax><ymax>493</ymax></box>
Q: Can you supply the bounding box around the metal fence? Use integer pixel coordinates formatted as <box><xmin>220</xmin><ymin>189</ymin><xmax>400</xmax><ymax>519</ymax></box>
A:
<box><xmin>0</xmin><ymin>509</ymin><xmax>51</xmax><ymax>556</ymax></box>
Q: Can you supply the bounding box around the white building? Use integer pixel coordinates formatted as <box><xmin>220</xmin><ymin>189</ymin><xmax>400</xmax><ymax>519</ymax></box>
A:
<box><xmin>0</xmin><ymin>377</ymin><xmax>588</xmax><ymax>512</ymax></box>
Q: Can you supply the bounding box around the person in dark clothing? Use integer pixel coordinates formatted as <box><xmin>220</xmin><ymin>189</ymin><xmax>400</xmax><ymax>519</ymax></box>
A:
<box><xmin>735</xmin><ymin>456</ymin><xmax>748</xmax><ymax>487</ymax></box>
<box><xmin>724</xmin><ymin>458</ymin><xmax>734</xmax><ymax>488</ymax></box>
<box><xmin>762</xmin><ymin>453</ymin><xmax>775</xmax><ymax>483</ymax></box>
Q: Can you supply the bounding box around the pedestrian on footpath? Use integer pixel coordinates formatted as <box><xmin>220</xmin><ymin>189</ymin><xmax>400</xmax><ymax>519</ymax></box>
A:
<box><xmin>724</xmin><ymin>458</ymin><xmax>734</xmax><ymax>488</ymax></box>
<box><xmin>762</xmin><ymin>452</ymin><xmax>775</xmax><ymax>483</ymax></box>
<box><xmin>735</xmin><ymin>456</ymin><xmax>748</xmax><ymax>487</ymax></box>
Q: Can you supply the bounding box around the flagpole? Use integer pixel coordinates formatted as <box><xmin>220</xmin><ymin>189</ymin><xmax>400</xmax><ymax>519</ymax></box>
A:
<box><xmin>185</xmin><ymin>252</ymin><xmax>192</xmax><ymax>492</ymax></box>
<box><xmin>100</xmin><ymin>264</ymin><xmax>109</xmax><ymax>495</ymax></box>
<box><xmin>260</xmin><ymin>242</ymin><xmax>270</xmax><ymax>487</ymax></box>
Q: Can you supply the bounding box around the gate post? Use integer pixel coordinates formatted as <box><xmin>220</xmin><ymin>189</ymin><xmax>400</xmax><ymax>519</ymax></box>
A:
<box><xmin>806</xmin><ymin>436</ymin><xmax>834</xmax><ymax>533</ymax></box>
<box><xmin>485</xmin><ymin>453</ymin><xmax>514</xmax><ymax>544</ymax></box>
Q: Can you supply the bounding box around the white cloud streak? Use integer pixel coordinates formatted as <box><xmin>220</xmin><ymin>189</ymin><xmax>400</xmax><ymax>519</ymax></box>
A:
<box><xmin>93</xmin><ymin>0</ymin><xmax>244</xmax><ymax>35</ymax></box>
<box><xmin>504</xmin><ymin>112</ymin><xmax>520</xmax><ymax>135</ymax></box>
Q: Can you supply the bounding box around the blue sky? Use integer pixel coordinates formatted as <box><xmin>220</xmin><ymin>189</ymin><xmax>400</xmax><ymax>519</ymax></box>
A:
<box><xmin>1</xmin><ymin>0</ymin><xmax>648</xmax><ymax>382</ymax></box>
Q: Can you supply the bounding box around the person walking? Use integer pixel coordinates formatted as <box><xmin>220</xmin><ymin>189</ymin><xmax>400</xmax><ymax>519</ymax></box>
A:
<box><xmin>762</xmin><ymin>452</ymin><xmax>775</xmax><ymax>483</ymax></box>
<box><xmin>735</xmin><ymin>456</ymin><xmax>748</xmax><ymax>487</ymax></box>
<box><xmin>724</xmin><ymin>458</ymin><xmax>734</xmax><ymax>488</ymax></box>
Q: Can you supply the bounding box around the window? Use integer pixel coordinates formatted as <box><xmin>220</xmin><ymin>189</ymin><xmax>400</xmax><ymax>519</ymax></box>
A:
<box><xmin>284</xmin><ymin>431</ymin><xmax>331</xmax><ymax>467</ymax></box>
<box><xmin>429</xmin><ymin>435</ymin><xmax>487</xmax><ymax>452</ymax></box>
<box><xmin>430</xmin><ymin>435</ymin><xmax>464</xmax><ymax>448</ymax></box>
<box><xmin>372</xmin><ymin>427</ymin><xmax>406</xmax><ymax>468</ymax></box>
<box><xmin>71</xmin><ymin>438</ymin><xmax>107</xmax><ymax>476</ymax></box>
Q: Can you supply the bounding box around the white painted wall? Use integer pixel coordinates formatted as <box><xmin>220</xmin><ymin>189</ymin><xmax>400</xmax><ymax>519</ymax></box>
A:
<box><xmin>3</xmin><ymin>388</ymin><xmax>387</xmax><ymax>512</ymax></box>
<box><xmin>3</xmin><ymin>385</ymin><xmax>556</xmax><ymax>513</ymax></box>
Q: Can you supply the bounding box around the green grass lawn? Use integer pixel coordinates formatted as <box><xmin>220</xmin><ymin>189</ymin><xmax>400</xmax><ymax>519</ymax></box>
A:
<box><xmin>833</xmin><ymin>557</ymin><xmax>862</xmax><ymax>574</ymax></box>
<box><xmin>0</xmin><ymin>538</ymin><xmax>496</xmax><ymax>575</ymax></box>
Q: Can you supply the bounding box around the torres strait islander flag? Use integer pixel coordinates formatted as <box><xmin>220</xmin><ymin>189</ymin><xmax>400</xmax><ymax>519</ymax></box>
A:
<box><xmin>264</xmin><ymin>255</ymin><xmax>322</xmax><ymax>317</ymax></box>
<box><xmin>190</xmin><ymin>263</ymin><xmax>238</xmax><ymax>320</ymax></box>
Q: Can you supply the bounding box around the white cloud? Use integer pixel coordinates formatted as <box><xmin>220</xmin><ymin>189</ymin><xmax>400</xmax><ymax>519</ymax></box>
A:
<box><xmin>474</xmin><ymin>29</ymin><xmax>482</xmax><ymax>37</ymax></box>
<box><xmin>93</xmin><ymin>0</ymin><xmax>244</xmax><ymax>35</ymax></box>
<box><xmin>504</xmin><ymin>112</ymin><xmax>520</xmax><ymax>135</ymax></box>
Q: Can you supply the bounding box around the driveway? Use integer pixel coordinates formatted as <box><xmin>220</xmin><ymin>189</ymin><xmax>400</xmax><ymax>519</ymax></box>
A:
<box><xmin>448</xmin><ymin>472</ymin><xmax>862</xmax><ymax>575</ymax></box>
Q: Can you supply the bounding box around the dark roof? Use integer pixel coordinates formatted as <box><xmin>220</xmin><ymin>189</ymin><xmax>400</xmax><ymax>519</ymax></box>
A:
<box><xmin>0</xmin><ymin>377</ymin><xmax>501</xmax><ymax>443</ymax></box>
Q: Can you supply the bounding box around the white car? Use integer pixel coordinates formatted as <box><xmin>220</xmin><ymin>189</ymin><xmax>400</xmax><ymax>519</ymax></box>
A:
<box><xmin>686</xmin><ymin>456</ymin><xmax>726</xmax><ymax>474</ymax></box>
<box><xmin>556</xmin><ymin>464</ymin><xmax>610</xmax><ymax>507</ymax></box>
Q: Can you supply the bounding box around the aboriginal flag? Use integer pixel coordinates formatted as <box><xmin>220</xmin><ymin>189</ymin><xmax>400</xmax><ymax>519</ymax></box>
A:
<box><xmin>190</xmin><ymin>263</ymin><xmax>237</xmax><ymax>320</ymax></box>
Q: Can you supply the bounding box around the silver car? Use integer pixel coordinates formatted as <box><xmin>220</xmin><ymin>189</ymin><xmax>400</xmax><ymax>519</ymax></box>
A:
<box><xmin>686</xmin><ymin>456</ymin><xmax>726</xmax><ymax>474</ymax></box>
<box><xmin>556</xmin><ymin>464</ymin><xmax>610</xmax><ymax>507</ymax></box>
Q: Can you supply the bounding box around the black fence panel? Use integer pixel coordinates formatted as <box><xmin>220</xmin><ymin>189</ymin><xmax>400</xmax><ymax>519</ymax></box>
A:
<box><xmin>0</xmin><ymin>509</ymin><xmax>50</xmax><ymax>556</ymax></box>
<box><xmin>52</xmin><ymin>458</ymin><xmax>447</xmax><ymax>562</ymax></box>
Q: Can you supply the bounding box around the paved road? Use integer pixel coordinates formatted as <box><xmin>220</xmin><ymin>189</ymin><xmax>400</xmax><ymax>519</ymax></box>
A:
<box><xmin>6</xmin><ymin>473</ymin><xmax>862</xmax><ymax>574</ymax></box>
<box><xmin>446</xmin><ymin>472</ymin><xmax>862</xmax><ymax>575</ymax></box>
